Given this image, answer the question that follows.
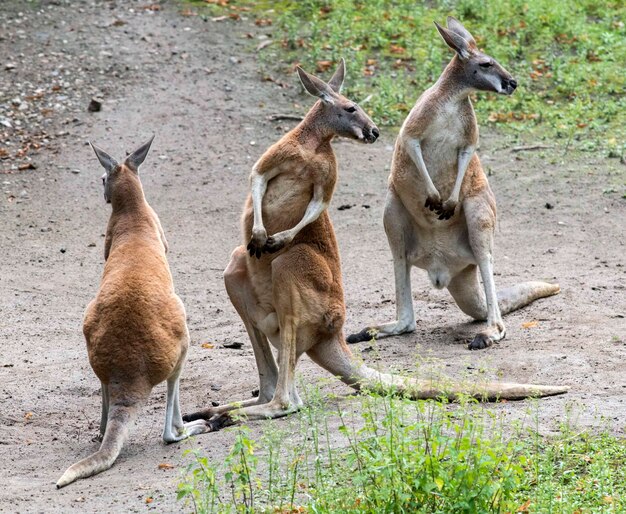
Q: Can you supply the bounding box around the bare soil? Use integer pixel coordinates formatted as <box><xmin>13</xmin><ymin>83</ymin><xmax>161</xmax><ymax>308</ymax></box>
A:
<box><xmin>0</xmin><ymin>1</ymin><xmax>624</xmax><ymax>512</ymax></box>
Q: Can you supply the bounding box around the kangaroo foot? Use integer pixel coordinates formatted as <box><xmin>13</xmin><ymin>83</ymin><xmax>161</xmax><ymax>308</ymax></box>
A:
<box><xmin>468</xmin><ymin>324</ymin><xmax>506</xmax><ymax>350</ymax></box>
<box><xmin>182</xmin><ymin>407</ymin><xmax>216</xmax><ymax>422</ymax></box>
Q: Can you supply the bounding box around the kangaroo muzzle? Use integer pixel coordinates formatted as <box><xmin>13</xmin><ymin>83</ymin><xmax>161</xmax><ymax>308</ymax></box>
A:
<box><xmin>502</xmin><ymin>78</ymin><xmax>517</xmax><ymax>95</ymax></box>
<box><xmin>363</xmin><ymin>126</ymin><xmax>380</xmax><ymax>143</ymax></box>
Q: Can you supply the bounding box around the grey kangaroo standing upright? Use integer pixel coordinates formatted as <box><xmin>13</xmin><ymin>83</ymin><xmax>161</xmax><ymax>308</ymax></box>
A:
<box><xmin>348</xmin><ymin>17</ymin><xmax>560</xmax><ymax>349</ymax></box>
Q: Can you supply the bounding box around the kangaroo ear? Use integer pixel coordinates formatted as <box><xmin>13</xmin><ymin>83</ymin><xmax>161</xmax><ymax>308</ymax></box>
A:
<box><xmin>90</xmin><ymin>142</ymin><xmax>118</xmax><ymax>173</ymax></box>
<box><xmin>434</xmin><ymin>21</ymin><xmax>471</xmax><ymax>60</ymax></box>
<box><xmin>124</xmin><ymin>135</ymin><xmax>154</xmax><ymax>172</ymax></box>
<box><xmin>327</xmin><ymin>58</ymin><xmax>346</xmax><ymax>93</ymax></box>
<box><xmin>296</xmin><ymin>66</ymin><xmax>335</xmax><ymax>104</ymax></box>
<box><xmin>446</xmin><ymin>16</ymin><xmax>476</xmax><ymax>48</ymax></box>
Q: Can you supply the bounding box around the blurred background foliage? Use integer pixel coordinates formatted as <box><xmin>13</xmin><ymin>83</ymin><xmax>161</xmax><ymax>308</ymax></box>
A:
<box><xmin>193</xmin><ymin>0</ymin><xmax>626</xmax><ymax>153</ymax></box>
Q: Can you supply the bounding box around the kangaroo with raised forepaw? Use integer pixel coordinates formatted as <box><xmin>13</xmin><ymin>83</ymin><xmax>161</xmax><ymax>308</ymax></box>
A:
<box><xmin>184</xmin><ymin>60</ymin><xmax>566</xmax><ymax>433</ymax></box>
<box><xmin>56</xmin><ymin>137</ymin><xmax>205</xmax><ymax>488</ymax></box>
<box><xmin>348</xmin><ymin>17</ymin><xmax>560</xmax><ymax>350</ymax></box>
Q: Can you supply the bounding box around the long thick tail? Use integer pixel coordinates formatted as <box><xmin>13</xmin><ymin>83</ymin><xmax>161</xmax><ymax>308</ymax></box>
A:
<box><xmin>499</xmin><ymin>281</ymin><xmax>560</xmax><ymax>315</ymax></box>
<box><xmin>56</xmin><ymin>402</ymin><xmax>138</xmax><ymax>488</ymax></box>
<box><xmin>307</xmin><ymin>337</ymin><xmax>568</xmax><ymax>402</ymax></box>
<box><xmin>350</xmin><ymin>364</ymin><xmax>568</xmax><ymax>400</ymax></box>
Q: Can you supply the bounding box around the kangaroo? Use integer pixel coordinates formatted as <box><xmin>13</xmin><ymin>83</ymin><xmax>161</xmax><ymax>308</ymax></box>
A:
<box><xmin>348</xmin><ymin>17</ymin><xmax>561</xmax><ymax>350</ymax></box>
<box><xmin>183</xmin><ymin>61</ymin><xmax>567</xmax><ymax>432</ymax></box>
<box><xmin>56</xmin><ymin>137</ymin><xmax>205</xmax><ymax>488</ymax></box>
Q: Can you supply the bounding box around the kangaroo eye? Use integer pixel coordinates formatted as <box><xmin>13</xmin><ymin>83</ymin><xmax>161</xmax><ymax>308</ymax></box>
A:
<box><xmin>479</xmin><ymin>62</ymin><xmax>493</xmax><ymax>68</ymax></box>
<box><xmin>344</xmin><ymin>106</ymin><xmax>357</xmax><ymax>113</ymax></box>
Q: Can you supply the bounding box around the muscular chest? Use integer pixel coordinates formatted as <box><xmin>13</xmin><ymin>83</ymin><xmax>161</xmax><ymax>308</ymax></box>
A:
<box><xmin>421</xmin><ymin>108</ymin><xmax>467</xmax><ymax>174</ymax></box>
<box><xmin>264</xmin><ymin>162</ymin><xmax>316</xmax><ymax>206</ymax></box>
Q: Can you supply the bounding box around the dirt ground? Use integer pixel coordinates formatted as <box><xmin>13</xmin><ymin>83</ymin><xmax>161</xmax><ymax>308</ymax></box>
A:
<box><xmin>0</xmin><ymin>1</ymin><xmax>624</xmax><ymax>512</ymax></box>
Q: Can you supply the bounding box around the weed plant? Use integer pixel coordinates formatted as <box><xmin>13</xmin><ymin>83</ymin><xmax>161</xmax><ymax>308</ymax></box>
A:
<box><xmin>177</xmin><ymin>384</ymin><xmax>625</xmax><ymax>513</ymax></box>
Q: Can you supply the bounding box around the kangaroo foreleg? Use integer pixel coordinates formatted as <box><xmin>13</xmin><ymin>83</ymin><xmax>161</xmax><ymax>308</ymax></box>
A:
<box><xmin>262</xmin><ymin>183</ymin><xmax>328</xmax><ymax>254</ymax></box>
<box><xmin>436</xmin><ymin>145</ymin><xmax>475</xmax><ymax>220</ymax></box>
<box><xmin>405</xmin><ymin>137</ymin><xmax>442</xmax><ymax>211</ymax></box>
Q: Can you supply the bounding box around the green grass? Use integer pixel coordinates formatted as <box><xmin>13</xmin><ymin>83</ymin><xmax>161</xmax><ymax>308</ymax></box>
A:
<box><xmin>189</xmin><ymin>0</ymin><xmax>626</xmax><ymax>154</ymax></box>
<box><xmin>177</xmin><ymin>387</ymin><xmax>626</xmax><ymax>513</ymax></box>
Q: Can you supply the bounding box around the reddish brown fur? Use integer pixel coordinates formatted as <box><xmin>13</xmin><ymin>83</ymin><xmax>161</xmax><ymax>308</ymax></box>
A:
<box><xmin>85</xmin><ymin>165</ymin><xmax>187</xmax><ymax>391</ymax></box>
<box><xmin>57</xmin><ymin>141</ymin><xmax>201</xmax><ymax>488</ymax></box>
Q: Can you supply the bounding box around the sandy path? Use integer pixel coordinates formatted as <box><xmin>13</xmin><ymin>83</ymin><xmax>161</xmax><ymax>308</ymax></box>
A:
<box><xmin>0</xmin><ymin>1</ymin><xmax>624</xmax><ymax>512</ymax></box>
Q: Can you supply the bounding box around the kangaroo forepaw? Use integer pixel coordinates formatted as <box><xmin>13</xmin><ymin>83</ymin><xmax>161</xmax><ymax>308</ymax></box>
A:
<box><xmin>435</xmin><ymin>199</ymin><xmax>457</xmax><ymax>220</ymax></box>
<box><xmin>246</xmin><ymin>239</ymin><xmax>263</xmax><ymax>259</ymax></box>
<box><xmin>424</xmin><ymin>195</ymin><xmax>442</xmax><ymax>212</ymax></box>
<box><xmin>347</xmin><ymin>327</ymin><xmax>379</xmax><ymax>344</ymax></box>
<box><xmin>262</xmin><ymin>234</ymin><xmax>287</xmax><ymax>254</ymax></box>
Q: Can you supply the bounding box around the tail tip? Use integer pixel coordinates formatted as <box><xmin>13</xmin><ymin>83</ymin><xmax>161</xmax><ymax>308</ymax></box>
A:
<box><xmin>538</xmin><ymin>384</ymin><xmax>569</xmax><ymax>397</ymax></box>
<box><xmin>56</xmin><ymin>471</ymin><xmax>75</xmax><ymax>489</ymax></box>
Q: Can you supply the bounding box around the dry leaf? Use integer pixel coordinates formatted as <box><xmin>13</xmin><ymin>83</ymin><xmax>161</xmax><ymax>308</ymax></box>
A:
<box><xmin>517</xmin><ymin>499</ymin><xmax>531</xmax><ymax>512</ymax></box>
<box><xmin>521</xmin><ymin>320</ymin><xmax>538</xmax><ymax>329</ymax></box>
<box><xmin>201</xmin><ymin>343</ymin><xmax>215</xmax><ymax>349</ymax></box>
<box><xmin>256</xmin><ymin>40</ymin><xmax>273</xmax><ymax>52</ymax></box>
<box><xmin>316</xmin><ymin>60</ymin><xmax>333</xmax><ymax>72</ymax></box>
<box><xmin>158</xmin><ymin>463</ymin><xmax>174</xmax><ymax>470</ymax></box>
<box><xmin>145</xmin><ymin>497</ymin><xmax>153</xmax><ymax>504</ymax></box>
<box><xmin>24</xmin><ymin>412</ymin><xmax>33</xmax><ymax>421</ymax></box>
<box><xmin>255</xmin><ymin>18</ymin><xmax>272</xmax><ymax>27</ymax></box>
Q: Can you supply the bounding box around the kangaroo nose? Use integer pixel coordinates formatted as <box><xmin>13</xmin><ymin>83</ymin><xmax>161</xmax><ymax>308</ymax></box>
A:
<box><xmin>509</xmin><ymin>79</ymin><xmax>517</xmax><ymax>90</ymax></box>
<box><xmin>372</xmin><ymin>127</ymin><xmax>380</xmax><ymax>139</ymax></box>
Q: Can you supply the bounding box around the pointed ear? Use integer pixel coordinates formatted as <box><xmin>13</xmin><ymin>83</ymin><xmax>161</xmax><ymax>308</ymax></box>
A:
<box><xmin>327</xmin><ymin>58</ymin><xmax>346</xmax><ymax>93</ymax></box>
<box><xmin>296</xmin><ymin>66</ymin><xmax>335</xmax><ymax>104</ymax></box>
<box><xmin>446</xmin><ymin>16</ymin><xmax>476</xmax><ymax>48</ymax></box>
<box><xmin>434</xmin><ymin>21</ymin><xmax>471</xmax><ymax>60</ymax></box>
<box><xmin>90</xmin><ymin>142</ymin><xmax>118</xmax><ymax>173</ymax></box>
<box><xmin>124</xmin><ymin>135</ymin><xmax>154</xmax><ymax>172</ymax></box>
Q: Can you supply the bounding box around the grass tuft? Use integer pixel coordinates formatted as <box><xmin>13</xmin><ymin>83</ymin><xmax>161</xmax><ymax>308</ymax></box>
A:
<box><xmin>177</xmin><ymin>386</ymin><xmax>625</xmax><ymax>513</ymax></box>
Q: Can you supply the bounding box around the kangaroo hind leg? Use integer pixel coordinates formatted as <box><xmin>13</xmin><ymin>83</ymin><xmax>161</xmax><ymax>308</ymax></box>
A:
<box><xmin>348</xmin><ymin>187</ymin><xmax>417</xmax><ymax>343</ymax></box>
<box><xmin>163</xmin><ymin>358</ymin><xmax>207</xmax><ymax>442</ymax></box>
<box><xmin>458</xmin><ymin>195</ymin><xmax>505</xmax><ymax>350</ymax></box>
<box><xmin>183</xmin><ymin>246</ymin><xmax>279</xmax><ymax>423</ymax></box>
<box><xmin>204</xmin><ymin>245</ymin><xmax>331</xmax><ymax>430</ymax></box>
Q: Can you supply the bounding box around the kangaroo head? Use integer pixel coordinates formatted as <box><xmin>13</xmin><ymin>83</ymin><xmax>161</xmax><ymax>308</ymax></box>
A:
<box><xmin>296</xmin><ymin>59</ymin><xmax>380</xmax><ymax>144</ymax></box>
<box><xmin>90</xmin><ymin>136</ymin><xmax>154</xmax><ymax>204</ymax></box>
<box><xmin>435</xmin><ymin>17</ymin><xmax>517</xmax><ymax>95</ymax></box>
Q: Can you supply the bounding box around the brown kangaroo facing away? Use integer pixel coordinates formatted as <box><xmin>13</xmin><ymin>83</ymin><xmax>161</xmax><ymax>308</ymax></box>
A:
<box><xmin>183</xmin><ymin>60</ymin><xmax>567</xmax><ymax>433</ymax></box>
<box><xmin>348</xmin><ymin>17</ymin><xmax>561</xmax><ymax>350</ymax></box>
<box><xmin>56</xmin><ymin>137</ymin><xmax>205</xmax><ymax>488</ymax></box>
